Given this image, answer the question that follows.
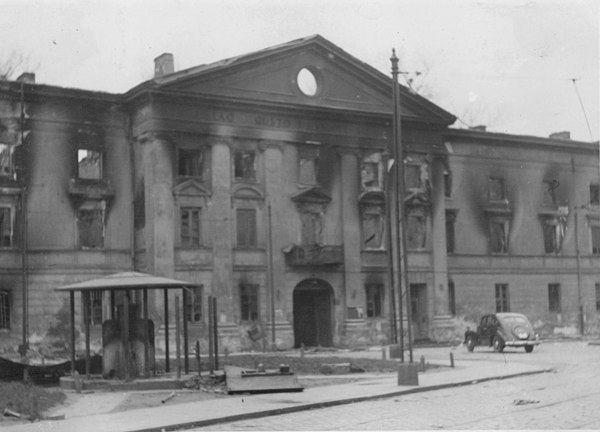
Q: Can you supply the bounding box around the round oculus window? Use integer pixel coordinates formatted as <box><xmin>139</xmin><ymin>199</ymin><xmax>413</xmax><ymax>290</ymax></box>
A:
<box><xmin>297</xmin><ymin>67</ymin><xmax>319</xmax><ymax>97</ymax></box>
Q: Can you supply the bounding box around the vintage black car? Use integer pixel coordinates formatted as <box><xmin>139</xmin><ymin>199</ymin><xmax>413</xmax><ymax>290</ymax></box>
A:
<box><xmin>465</xmin><ymin>313</ymin><xmax>540</xmax><ymax>353</ymax></box>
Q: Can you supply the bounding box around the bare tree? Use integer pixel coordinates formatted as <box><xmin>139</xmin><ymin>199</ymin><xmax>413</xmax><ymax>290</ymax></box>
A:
<box><xmin>0</xmin><ymin>50</ymin><xmax>37</xmax><ymax>81</ymax></box>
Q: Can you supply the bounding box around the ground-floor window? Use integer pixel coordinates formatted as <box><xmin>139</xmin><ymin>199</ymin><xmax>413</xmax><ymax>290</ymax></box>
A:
<box><xmin>240</xmin><ymin>283</ymin><xmax>259</xmax><ymax>321</ymax></box>
<box><xmin>495</xmin><ymin>283</ymin><xmax>509</xmax><ymax>312</ymax></box>
<box><xmin>448</xmin><ymin>280</ymin><xmax>456</xmax><ymax>315</ymax></box>
<box><xmin>365</xmin><ymin>284</ymin><xmax>383</xmax><ymax>317</ymax></box>
<box><xmin>548</xmin><ymin>283</ymin><xmax>561</xmax><ymax>313</ymax></box>
<box><xmin>83</xmin><ymin>290</ymin><xmax>103</xmax><ymax>325</ymax></box>
<box><xmin>185</xmin><ymin>285</ymin><xmax>203</xmax><ymax>323</ymax></box>
<box><xmin>595</xmin><ymin>283</ymin><xmax>600</xmax><ymax>312</ymax></box>
<box><xmin>0</xmin><ymin>290</ymin><xmax>10</xmax><ymax>329</ymax></box>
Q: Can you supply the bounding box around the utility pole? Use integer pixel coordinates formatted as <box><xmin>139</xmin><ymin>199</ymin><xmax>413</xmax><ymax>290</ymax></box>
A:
<box><xmin>391</xmin><ymin>49</ymin><xmax>413</xmax><ymax>363</ymax></box>
<box><xmin>267</xmin><ymin>202</ymin><xmax>276</xmax><ymax>350</ymax></box>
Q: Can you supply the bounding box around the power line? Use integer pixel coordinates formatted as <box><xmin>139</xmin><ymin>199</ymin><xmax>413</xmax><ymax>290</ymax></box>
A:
<box><xmin>570</xmin><ymin>78</ymin><xmax>595</xmax><ymax>142</ymax></box>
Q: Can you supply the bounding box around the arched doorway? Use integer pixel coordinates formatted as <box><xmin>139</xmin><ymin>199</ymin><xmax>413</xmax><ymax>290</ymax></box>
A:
<box><xmin>293</xmin><ymin>279</ymin><xmax>334</xmax><ymax>348</ymax></box>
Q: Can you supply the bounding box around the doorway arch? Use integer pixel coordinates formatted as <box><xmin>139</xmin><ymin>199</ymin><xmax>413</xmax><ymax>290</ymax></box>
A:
<box><xmin>293</xmin><ymin>279</ymin><xmax>334</xmax><ymax>348</ymax></box>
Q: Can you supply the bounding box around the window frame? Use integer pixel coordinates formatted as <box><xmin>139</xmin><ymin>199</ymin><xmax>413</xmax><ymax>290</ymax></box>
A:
<box><xmin>548</xmin><ymin>283</ymin><xmax>561</xmax><ymax>313</ymax></box>
<box><xmin>495</xmin><ymin>283</ymin><xmax>510</xmax><ymax>312</ymax></box>
<box><xmin>365</xmin><ymin>283</ymin><xmax>384</xmax><ymax>318</ymax></box>
<box><xmin>236</xmin><ymin>208</ymin><xmax>257</xmax><ymax>249</ymax></box>
<box><xmin>488</xmin><ymin>176</ymin><xmax>505</xmax><ymax>201</ymax></box>
<box><xmin>177</xmin><ymin>147</ymin><xmax>205</xmax><ymax>179</ymax></box>
<box><xmin>240</xmin><ymin>283</ymin><xmax>259</xmax><ymax>322</ymax></box>
<box><xmin>0</xmin><ymin>290</ymin><xmax>10</xmax><ymax>329</ymax></box>
<box><xmin>77</xmin><ymin>204</ymin><xmax>105</xmax><ymax>249</ymax></box>
<box><xmin>590</xmin><ymin>184</ymin><xmax>599</xmax><ymax>206</ymax></box>
<box><xmin>76</xmin><ymin>148</ymin><xmax>104</xmax><ymax>181</ymax></box>
<box><xmin>361</xmin><ymin>204</ymin><xmax>385</xmax><ymax>250</ymax></box>
<box><xmin>233</xmin><ymin>150</ymin><xmax>257</xmax><ymax>182</ymax></box>
<box><xmin>0</xmin><ymin>205</ymin><xmax>14</xmax><ymax>248</ymax></box>
<box><xmin>180</xmin><ymin>206</ymin><xmax>202</xmax><ymax>248</ymax></box>
<box><xmin>591</xmin><ymin>225</ymin><xmax>600</xmax><ymax>255</ymax></box>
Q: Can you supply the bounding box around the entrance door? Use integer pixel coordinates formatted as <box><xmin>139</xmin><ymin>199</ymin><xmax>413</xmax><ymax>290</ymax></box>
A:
<box><xmin>410</xmin><ymin>283</ymin><xmax>429</xmax><ymax>340</ymax></box>
<box><xmin>293</xmin><ymin>280</ymin><xmax>333</xmax><ymax>348</ymax></box>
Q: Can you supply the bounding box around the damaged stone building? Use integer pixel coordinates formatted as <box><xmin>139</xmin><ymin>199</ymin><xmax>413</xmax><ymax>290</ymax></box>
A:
<box><xmin>0</xmin><ymin>35</ymin><xmax>598</xmax><ymax>355</ymax></box>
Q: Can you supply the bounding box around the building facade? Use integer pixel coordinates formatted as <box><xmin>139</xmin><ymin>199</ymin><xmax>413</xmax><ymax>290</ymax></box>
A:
<box><xmin>0</xmin><ymin>36</ymin><xmax>598</xmax><ymax>356</ymax></box>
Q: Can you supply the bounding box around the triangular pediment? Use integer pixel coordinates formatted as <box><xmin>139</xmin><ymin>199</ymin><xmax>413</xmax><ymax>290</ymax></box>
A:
<box><xmin>291</xmin><ymin>187</ymin><xmax>331</xmax><ymax>204</ymax></box>
<box><xmin>155</xmin><ymin>35</ymin><xmax>455</xmax><ymax>124</ymax></box>
<box><xmin>232</xmin><ymin>184</ymin><xmax>264</xmax><ymax>200</ymax></box>
<box><xmin>173</xmin><ymin>179</ymin><xmax>210</xmax><ymax>197</ymax></box>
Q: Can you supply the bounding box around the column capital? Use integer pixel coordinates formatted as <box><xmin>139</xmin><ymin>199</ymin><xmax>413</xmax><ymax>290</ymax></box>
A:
<box><xmin>136</xmin><ymin>131</ymin><xmax>173</xmax><ymax>145</ymax></box>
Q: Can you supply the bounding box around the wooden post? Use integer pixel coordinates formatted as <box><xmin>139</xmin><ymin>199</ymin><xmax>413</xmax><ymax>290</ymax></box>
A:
<box><xmin>70</xmin><ymin>291</ymin><xmax>75</xmax><ymax>376</ymax></box>
<box><xmin>182</xmin><ymin>288</ymin><xmax>189</xmax><ymax>374</ymax></box>
<box><xmin>163</xmin><ymin>288</ymin><xmax>170</xmax><ymax>373</ymax></box>
<box><xmin>123</xmin><ymin>289</ymin><xmax>130</xmax><ymax>381</ymax></box>
<box><xmin>83</xmin><ymin>291</ymin><xmax>91</xmax><ymax>379</ymax></box>
<box><xmin>175</xmin><ymin>295</ymin><xmax>181</xmax><ymax>379</ymax></box>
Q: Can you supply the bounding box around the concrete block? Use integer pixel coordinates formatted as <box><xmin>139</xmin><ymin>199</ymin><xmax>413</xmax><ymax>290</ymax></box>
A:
<box><xmin>397</xmin><ymin>363</ymin><xmax>419</xmax><ymax>386</ymax></box>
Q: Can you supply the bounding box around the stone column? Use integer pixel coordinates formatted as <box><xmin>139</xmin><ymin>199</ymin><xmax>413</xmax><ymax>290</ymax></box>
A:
<box><xmin>210</xmin><ymin>139</ymin><xmax>234</xmax><ymax>320</ymax></box>
<box><xmin>430</xmin><ymin>156</ymin><xmax>453</xmax><ymax>342</ymax></box>
<box><xmin>339</xmin><ymin>149</ymin><xmax>362</xmax><ymax>340</ymax></box>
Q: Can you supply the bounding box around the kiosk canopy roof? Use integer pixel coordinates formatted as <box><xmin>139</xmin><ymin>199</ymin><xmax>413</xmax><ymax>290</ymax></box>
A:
<box><xmin>55</xmin><ymin>272</ymin><xmax>196</xmax><ymax>292</ymax></box>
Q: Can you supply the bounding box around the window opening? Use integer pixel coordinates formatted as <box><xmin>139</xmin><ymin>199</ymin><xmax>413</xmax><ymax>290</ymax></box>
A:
<box><xmin>596</xmin><ymin>283</ymin><xmax>600</xmax><ymax>312</ymax></box>
<box><xmin>407</xmin><ymin>212</ymin><xmax>426</xmax><ymax>249</ymax></box>
<box><xmin>366</xmin><ymin>284</ymin><xmax>383</xmax><ymax>317</ymax></box>
<box><xmin>0</xmin><ymin>290</ymin><xmax>9</xmax><ymax>329</ymax></box>
<box><xmin>488</xmin><ymin>177</ymin><xmax>505</xmax><ymax>201</ymax></box>
<box><xmin>298</xmin><ymin>154</ymin><xmax>318</xmax><ymax>186</ymax></box>
<box><xmin>77</xmin><ymin>149</ymin><xmax>103</xmax><ymax>180</ymax></box>
<box><xmin>300</xmin><ymin>210</ymin><xmax>323</xmax><ymax>245</ymax></box>
<box><xmin>181</xmin><ymin>207</ymin><xmax>202</xmax><ymax>247</ymax></box>
<box><xmin>78</xmin><ymin>207</ymin><xmax>104</xmax><ymax>248</ymax></box>
<box><xmin>178</xmin><ymin>148</ymin><xmax>204</xmax><ymax>178</ymax></box>
<box><xmin>362</xmin><ymin>206</ymin><xmax>384</xmax><ymax>249</ymax></box>
<box><xmin>548</xmin><ymin>283</ymin><xmax>561</xmax><ymax>313</ymax></box>
<box><xmin>591</xmin><ymin>184</ymin><xmax>600</xmax><ymax>206</ymax></box>
<box><xmin>236</xmin><ymin>208</ymin><xmax>257</xmax><ymax>248</ymax></box>
<box><xmin>0</xmin><ymin>207</ymin><xmax>12</xmax><ymax>247</ymax></box>
<box><xmin>240</xmin><ymin>283</ymin><xmax>259</xmax><ymax>321</ymax></box>
<box><xmin>448</xmin><ymin>280</ymin><xmax>456</xmax><ymax>315</ymax></box>
<box><xmin>446</xmin><ymin>211</ymin><xmax>456</xmax><ymax>253</ymax></box>
<box><xmin>490</xmin><ymin>220</ymin><xmax>508</xmax><ymax>253</ymax></box>
<box><xmin>234</xmin><ymin>150</ymin><xmax>256</xmax><ymax>181</ymax></box>
<box><xmin>495</xmin><ymin>283</ymin><xmax>509</xmax><ymax>312</ymax></box>
<box><xmin>0</xmin><ymin>144</ymin><xmax>14</xmax><ymax>179</ymax></box>
<box><xmin>592</xmin><ymin>226</ymin><xmax>600</xmax><ymax>255</ymax></box>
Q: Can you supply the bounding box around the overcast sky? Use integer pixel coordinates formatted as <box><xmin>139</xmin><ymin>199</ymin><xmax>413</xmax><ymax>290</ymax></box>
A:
<box><xmin>1</xmin><ymin>0</ymin><xmax>598</xmax><ymax>141</ymax></box>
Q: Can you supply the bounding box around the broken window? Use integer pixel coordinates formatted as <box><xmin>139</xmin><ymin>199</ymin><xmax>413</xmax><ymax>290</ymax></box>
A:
<box><xmin>543</xmin><ymin>180</ymin><xmax>557</xmax><ymax>206</ymax></box>
<box><xmin>489</xmin><ymin>220</ymin><xmax>508</xmax><ymax>253</ymax></box>
<box><xmin>240</xmin><ymin>283</ymin><xmax>259</xmax><ymax>321</ymax></box>
<box><xmin>541</xmin><ymin>214</ymin><xmax>566</xmax><ymax>254</ymax></box>
<box><xmin>361</xmin><ymin>162</ymin><xmax>379</xmax><ymax>189</ymax></box>
<box><xmin>300</xmin><ymin>210</ymin><xmax>323</xmax><ymax>246</ymax></box>
<box><xmin>446</xmin><ymin>210</ymin><xmax>456</xmax><ymax>254</ymax></box>
<box><xmin>592</xmin><ymin>226</ymin><xmax>600</xmax><ymax>255</ymax></box>
<box><xmin>298</xmin><ymin>154</ymin><xmax>318</xmax><ymax>185</ymax></box>
<box><xmin>0</xmin><ymin>206</ymin><xmax>13</xmax><ymax>247</ymax></box>
<box><xmin>365</xmin><ymin>284</ymin><xmax>383</xmax><ymax>317</ymax></box>
<box><xmin>495</xmin><ymin>283</ymin><xmax>510</xmax><ymax>312</ymax></box>
<box><xmin>0</xmin><ymin>290</ymin><xmax>9</xmax><ymax>329</ymax></box>
<box><xmin>185</xmin><ymin>285</ymin><xmax>203</xmax><ymax>323</ymax></box>
<box><xmin>406</xmin><ymin>210</ymin><xmax>426</xmax><ymax>250</ymax></box>
<box><xmin>77</xmin><ymin>149</ymin><xmax>103</xmax><ymax>180</ymax></box>
<box><xmin>180</xmin><ymin>207</ymin><xmax>202</xmax><ymax>248</ymax></box>
<box><xmin>78</xmin><ymin>204</ymin><xmax>104</xmax><ymax>249</ymax></box>
<box><xmin>236</xmin><ymin>208</ymin><xmax>257</xmax><ymax>248</ymax></box>
<box><xmin>0</xmin><ymin>144</ymin><xmax>13</xmax><ymax>178</ymax></box>
<box><xmin>361</xmin><ymin>205</ymin><xmax>384</xmax><ymax>249</ymax></box>
<box><xmin>548</xmin><ymin>283</ymin><xmax>561</xmax><ymax>313</ymax></box>
<box><xmin>178</xmin><ymin>148</ymin><xmax>204</xmax><ymax>178</ymax></box>
<box><xmin>234</xmin><ymin>150</ymin><xmax>256</xmax><ymax>181</ymax></box>
<box><xmin>590</xmin><ymin>184</ymin><xmax>600</xmax><ymax>206</ymax></box>
<box><xmin>488</xmin><ymin>177</ymin><xmax>505</xmax><ymax>201</ymax></box>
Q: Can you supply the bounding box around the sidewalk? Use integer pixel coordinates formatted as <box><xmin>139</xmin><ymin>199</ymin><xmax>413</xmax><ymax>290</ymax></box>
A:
<box><xmin>5</xmin><ymin>356</ymin><xmax>550</xmax><ymax>432</ymax></box>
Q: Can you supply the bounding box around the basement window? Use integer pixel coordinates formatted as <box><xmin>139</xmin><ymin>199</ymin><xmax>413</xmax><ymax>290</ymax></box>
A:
<box><xmin>495</xmin><ymin>283</ymin><xmax>510</xmax><ymax>312</ymax></box>
<box><xmin>0</xmin><ymin>290</ymin><xmax>10</xmax><ymax>329</ymax></box>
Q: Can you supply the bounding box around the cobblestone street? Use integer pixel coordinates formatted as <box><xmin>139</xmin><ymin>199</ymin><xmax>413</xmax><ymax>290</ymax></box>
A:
<box><xmin>191</xmin><ymin>342</ymin><xmax>600</xmax><ymax>430</ymax></box>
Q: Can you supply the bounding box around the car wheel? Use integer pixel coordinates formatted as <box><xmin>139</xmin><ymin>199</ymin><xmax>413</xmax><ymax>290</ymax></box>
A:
<box><xmin>493</xmin><ymin>336</ymin><xmax>505</xmax><ymax>353</ymax></box>
<box><xmin>524</xmin><ymin>345</ymin><xmax>534</xmax><ymax>353</ymax></box>
<box><xmin>466</xmin><ymin>336</ymin><xmax>476</xmax><ymax>352</ymax></box>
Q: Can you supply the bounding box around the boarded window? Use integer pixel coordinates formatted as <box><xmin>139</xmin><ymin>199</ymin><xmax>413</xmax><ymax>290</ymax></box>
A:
<box><xmin>592</xmin><ymin>226</ymin><xmax>600</xmax><ymax>255</ymax></box>
<box><xmin>234</xmin><ymin>150</ymin><xmax>256</xmax><ymax>181</ymax></box>
<box><xmin>0</xmin><ymin>290</ymin><xmax>9</xmax><ymax>329</ymax></box>
<box><xmin>77</xmin><ymin>149</ymin><xmax>103</xmax><ymax>180</ymax></box>
<box><xmin>548</xmin><ymin>283</ymin><xmax>561</xmax><ymax>313</ymax></box>
<box><xmin>407</xmin><ymin>212</ymin><xmax>426</xmax><ymax>249</ymax></box>
<box><xmin>495</xmin><ymin>283</ymin><xmax>509</xmax><ymax>312</ymax></box>
<box><xmin>366</xmin><ymin>284</ymin><xmax>383</xmax><ymax>317</ymax></box>
<box><xmin>300</xmin><ymin>211</ymin><xmax>322</xmax><ymax>245</ymax></box>
<box><xmin>78</xmin><ymin>208</ymin><xmax>104</xmax><ymax>248</ymax></box>
<box><xmin>298</xmin><ymin>155</ymin><xmax>318</xmax><ymax>185</ymax></box>
<box><xmin>181</xmin><ymin>207</ymin><xmax>201</xmax><ymax>247</ymax></box>
<box><xmin>362</xmin><ymin>206</ymin><xmax>384</xmax><ymax>249</ymax></box>
<box><xmin>185</xmin><ymin>285</ymin><xmax>203</xmax><ymax>323</ymax></box>
<box><xmin>0</xmin><ymin>207</ymin><xmax>12</xmax><ymax>247</ymax></box>
<box><xmin>488</xmin><ymin>177</ymin><xmax>505</xmax><ymax>201</ymax></box>
<box><xmin>240</xmin><ymin>283</ymin><xmax>259</xmax><ymax>321</ymax></box>
<box><xmin>236</xmin><ymin>209</ymin><xmax>257</xmax><ymax>248</ymax></box>
<box><xmin>178</xmin><ymin>148</ymin><xmax>204</xmax><ymax>178</ymax></box>
<box><xmin>591</xmin><ymin>184</ymin><xmax>600</xmax><ymax>206</ymax></box>
<box><xmin>0</xmin><ymin>144</ymin><xmax>13</xmax><ymax>178</ymax></box>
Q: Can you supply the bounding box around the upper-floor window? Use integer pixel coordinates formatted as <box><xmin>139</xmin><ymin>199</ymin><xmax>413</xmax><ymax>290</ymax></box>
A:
<box><xmin>0</xmin><ymin>290</ymin><xmax>10</xmax><ymax>329</ymax></box>
<box><xmin>495</xmin><ymin>283</ymin><xmax>510</xmax><ymax>312</ymax></box>
<box><xmin>406</xmin><ymin>210</ymin><xmax>426</xmax><ymax>250</ymax></box>
<box><xmin>543</xmin><ymin>180</ymin><xmax>557</xmax><ymax>206</ymax></box>
<box><xmin>234</xmin><ymin>150</ymin><xmax>256</xmax><ymax>182</ymax></box>
<box><xmin>444</xmin><ymin>169</ymin><xmax>452</xmax><ymax>198</ymax></box>
<box><xmin>185</xmin><ymin>285</ymin><xmax>203</xmax><ymax>323</ymax></box>
<box><xmin>361</xmin><ymin>205</ymin><xmax>384</xmax><ymax>250</ymax></box>
<box><xmin>405</xmin><ymin>164</ymin><xmax>421</xmax><ymax>190</ymax></box>
<box><xmin>180</xmin><ymin>207</ymin><xmax>202</xmax><ymax>248</ymax></box>
<box><xmin>490</xmin><ymin>219</ymin><xmax>508</xmax><ymax>253</ymax></box>
<box><xmin>298</xmin><ymin>153</ymin><xmax>318</xmax><ymax>186</ymax></box>
<box><xmin>488</xmin><ymin>177</ymin><xmax>505</xmax><ymax>201</ymax></box>
<box><xmin>300</xmin><ymin>210</ymin><xmax>323</xmax><ymax>246</ymax></box>
<box><xmin>365</xmin><ymin>284</ymin><xmax>383</xmax><ymax>318</ymax></box>
<box><xmin>361</xmin><ymin>152</ymin><xmax>383</xmax><ymax>190</ymax></box>
<box><xmin>178</xmin><ymin>148</ymin><xmax>204</xmax><ymax>178</ymax></box>
<box><xmin>236</xmin><ymin>208</ymin><xmax>257</xmax><ymax>248</ymax></box>
<box><xmin>77</xmin><ymin>149</ymin><xmax>103</xmax><ymax>180</ymax></box>
<box><xmin>0</xmin><ymin>206</ymin><xmax>13</xmax><ymax>248</ymax></box>
<box><xmin>590</xmin><ymin>184</ymin><xmax>600</xmax><ymax>206</ymax></box>
<box><xmin>78</xmin><ymin>206</ymin><xmax>104</xmax><ymax>249</ymax></box>
<box><xmin>0</xmin><ymin>144</ymin><xmax>14</xmax><ymax>179</ymax></box>
<box><xmin>592</xmin><ymin>226</ymin><xmax>600</xmax><ymax>255</ymax></box>
<box><xmin>240</xmin><ymin>283</ymin><xmax>259</xmax><ymax>321</ymax></box>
